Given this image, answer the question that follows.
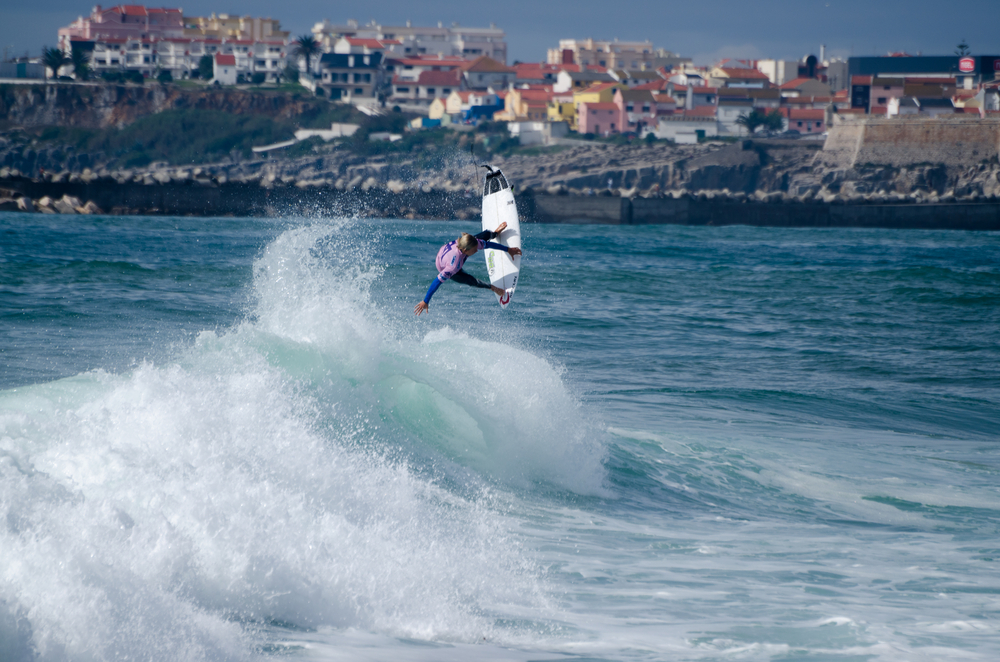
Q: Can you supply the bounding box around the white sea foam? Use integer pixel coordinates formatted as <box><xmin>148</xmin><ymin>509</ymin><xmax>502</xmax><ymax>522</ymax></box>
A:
<box><xmin>0</xmin><ymin>222</ymin><xmax>609</xmax><ymax>660</ymax></box>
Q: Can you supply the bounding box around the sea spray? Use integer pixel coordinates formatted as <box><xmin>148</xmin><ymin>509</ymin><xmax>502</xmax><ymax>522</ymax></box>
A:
<box><xmin>0</xmin><ymin>220</ymin><xmax>615</xmax><ymax>660</ymax></box>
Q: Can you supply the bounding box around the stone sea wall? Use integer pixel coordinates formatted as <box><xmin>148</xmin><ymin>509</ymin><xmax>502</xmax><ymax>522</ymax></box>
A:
<box><xmin>818</xmin><ymin>116</ymin><xmax>1000</xmax><ymax>169</ymax></box>
<box><xmin>3</xmin><ymin>175</ymin><xmax>997</xmax><ymax>231</ymax></box>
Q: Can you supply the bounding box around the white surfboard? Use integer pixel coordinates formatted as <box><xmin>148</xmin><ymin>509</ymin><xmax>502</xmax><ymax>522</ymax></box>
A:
<box><xmin>480</xmin><ymin>166</ymin><xmax>521</xmax><ymax>309</ymax></box>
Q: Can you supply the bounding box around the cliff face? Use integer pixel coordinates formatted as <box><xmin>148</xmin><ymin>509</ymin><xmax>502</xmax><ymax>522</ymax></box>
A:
<box><xmin>0</xmin><ymin>84</ymin><xmax>327</xmax><ymax>129</ymax></box>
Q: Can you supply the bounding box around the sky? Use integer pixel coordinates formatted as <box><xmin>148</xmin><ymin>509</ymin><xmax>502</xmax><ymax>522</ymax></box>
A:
<box><xmin>3</xmin><ymin>0</ymin><xmax>998</xmax><ymax>66</ymax></box>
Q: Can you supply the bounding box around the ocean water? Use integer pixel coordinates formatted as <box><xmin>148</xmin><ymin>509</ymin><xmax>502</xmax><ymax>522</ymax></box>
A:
<box><xmin>1</xmin><ymin>211</ymin><xmax>998</xmax><ymax>661</ymax></box>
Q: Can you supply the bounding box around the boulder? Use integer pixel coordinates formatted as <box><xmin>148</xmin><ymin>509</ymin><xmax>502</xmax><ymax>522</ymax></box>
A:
<box><xmin>17</xmin><ymin>197</ymin><xmax>35</xmax><ymax>212</ymax></box>
<box><xmin>52</xmin><ymin>197</ymin><xmax>77</xmax><ymax>214</ymax></box>
<box><xmin>0</xmin><ymin>198</ymin><xmax>18</xmax><ymax>211</ymax></box>
<box><xmin>77</xmin><ymin>201</ymin><xmax>103</xmax><ymax>215</ymax></box>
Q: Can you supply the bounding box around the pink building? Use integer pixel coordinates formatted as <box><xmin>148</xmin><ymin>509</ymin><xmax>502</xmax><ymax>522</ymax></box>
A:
<box><xmin>58</xmin><ymin>5</ymin><xmax>184</xmax><ymax>50</ymax></box>
<box><xmin>614</xmin><ymin>88</ymin><xmax>658</xmax><ymax>134</ymax></box>
<box><xmin>780</xmin><ymin>108</ymin><xmax>826</xmax><ymax>134</ymax></box>
<box><xmin>578</xmin><ymin>101</ymin><xmax>622</xmax><ymax>136</ymax></box>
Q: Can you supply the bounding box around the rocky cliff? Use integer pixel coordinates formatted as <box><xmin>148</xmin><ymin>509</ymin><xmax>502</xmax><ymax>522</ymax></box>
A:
<box><xmin>0</xmin><ymin>83</ymin><xmax>333</xmax><ymax>130</ymax></box>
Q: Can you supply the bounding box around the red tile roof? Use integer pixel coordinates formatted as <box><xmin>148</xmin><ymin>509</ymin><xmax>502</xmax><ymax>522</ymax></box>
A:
<box><xmin>782</xmin><ymin>108</ymin><xmax>825</xmax><ymax>120</ymax></box>
<box><xmin>632</xmin><ymin>79</ymin><xmax>670</xmax><ymax>91</ymax></box>
<box><xmin>214</xmin><ymin>53</ymin><xmax>236</xmax><ymax>66</ymax></box>
<box><xmin>583</xmin><ymin>102</ymin><xmax>619</xmax><ymax>111</ymax></box>
<box><xmin>578</xmin><ymin>82</ymin><xmax>621</xmax><ymax>94</ymax></box>
<box><xmin>851</xmin><ymin>75</ymin><xmax>873</xmax><ymax>85</ymax></box>
<box><xmin>514</xmin><ymin>88</ymin><xmax>554</xmax><ymax>101</ymax></box>
<box><xmin>684</xmin><ymin>106</ymin><xmax>717</xmax><ymax>117</ymax></box>
<box><xmin>462</xmin><ymin>55</ymin><xmax>515</xmax><ymax>73</ymax></box>
<box><xmin>718</xmin><ymin>67</ymin><xmax>769</xmax><ymax>79</ymax></box>
<box><xmin>416</xmin><ymin>70</ymin><xmax>462</xmax><ymax>85</ymax></box>
<box><xmin>390</xmin><ymin>55</ymin><xmax>469</xmax><ymax>67</ymax></box>
<box><xmin>346</xmin><ymin>38</ymin><xmax>392</xmax><ymax>49</ymax></box>
<box><xmin>779</xmin><ymin>77</ymin><xmax>816</xmax><ymax>89</ymax></box>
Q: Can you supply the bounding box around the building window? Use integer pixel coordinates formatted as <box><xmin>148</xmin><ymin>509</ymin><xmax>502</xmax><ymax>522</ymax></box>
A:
<box><xmin>397</xmin><ymin>87</ymin><xmax>409</xmax><ymax>92</ymax></box>
<box><xmin>355</xmin><ymin>88</ymin><xmax>363</xmax><ymax>95</ymax></box>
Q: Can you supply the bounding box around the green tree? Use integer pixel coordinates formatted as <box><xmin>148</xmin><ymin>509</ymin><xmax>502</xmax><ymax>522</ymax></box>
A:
<box><xmin>42</xmin><ymin>46</ymin><xmax>70</xmax><ymax>80</ymax></box>
<box><xmin>157</xmin><ymin>69</ymin><xmax>173</xmax><ymax>83</ymax></box>
<box><xmin>197</xmin><ymin>54</ymin><xmax>213</xmax><ymax>80</ymax></box>
<box><xmin>735</xmin><ymin>109</ymin><xmax>767</xmax><ymax>135</ymax></box>
<box><xmin>282</xmin><ymin>63</ymin><xmax>299</xmax><ymax>83</ymax></box>
<box><xmin>955</xmin><ymin>39</ymin><xmax>971</xmax><ymax>56</ymax></box>
<box><xmin>293</xmin><ymin>34</ymin><xmax>320</xmax><ymax>76</ymax></box>
<box><xmin>70</xmin><ymin>45</ymin><xmax>91</xmax><ymax>80</ymax></box>
<box><xmin>251</xmin><ymin>72</ymin><xmax>266</xmax><ymax>85</ymax></box>
<box><xmin>763</xmin><ymin>109</ymin><xmax>785</xmax><ymax>133</ymax></box>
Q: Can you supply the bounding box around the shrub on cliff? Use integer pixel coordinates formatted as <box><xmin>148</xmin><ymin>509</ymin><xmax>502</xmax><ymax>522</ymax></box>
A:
<box><xmin>84</xmin><ymin>108</ymin><xmax>297</xmax><ymax>165</ymax></box>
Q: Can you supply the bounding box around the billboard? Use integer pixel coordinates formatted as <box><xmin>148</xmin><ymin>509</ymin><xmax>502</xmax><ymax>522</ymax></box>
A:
<box><xmin>959</xmin><ymin>57</ymin><xmax>975</xmax><ymax>73</ymax></box>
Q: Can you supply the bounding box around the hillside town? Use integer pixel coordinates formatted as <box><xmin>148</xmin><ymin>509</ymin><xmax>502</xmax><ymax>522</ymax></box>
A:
<box><xmin>2</xmin><ymin>3</ymin><xmax>998</xmax><ymax>148</ymax></box>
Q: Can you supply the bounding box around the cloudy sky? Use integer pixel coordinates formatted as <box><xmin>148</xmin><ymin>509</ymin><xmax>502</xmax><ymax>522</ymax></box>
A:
<box><xmin>3</xmin><ymin>0</ymin><xmax>998</xmax><ymax>65</ymax></box>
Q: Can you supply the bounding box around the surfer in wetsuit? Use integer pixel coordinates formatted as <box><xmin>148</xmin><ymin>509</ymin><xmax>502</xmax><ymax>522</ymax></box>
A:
<box><xmin>414</xmin><ymin>221</ymin><xmax>523</xmax><ymax>316</ymax></box>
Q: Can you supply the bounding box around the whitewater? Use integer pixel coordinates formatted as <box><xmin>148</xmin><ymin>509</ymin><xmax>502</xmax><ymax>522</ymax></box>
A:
<box><xmin>1</xmin><ymin>212</ymin><xmax>998</xmax><ymax>661</ymax></box>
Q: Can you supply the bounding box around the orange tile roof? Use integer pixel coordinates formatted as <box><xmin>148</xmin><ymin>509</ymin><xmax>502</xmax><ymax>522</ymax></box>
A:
<box><xmin>782</xmin><ymin>108</ymin><xmax>825</xmax><ymax>119</ymax></box>
<box><xmin>719</xmin><ymin>67</ymin><xmax>769</xmax><ymax>79</ymax></box>
<box><xmin>583</xmin><ymin>102</ymin><xmax>619</xmax><ymax>110</ymax></box>
<box><xmin>684</xmin><ymin>106</ymin><xmax>717</xmax><ymax>117</ymax></box>
<box><xmin>779</xmin><ymin>77</ymin><xmax>816</xmax><ymax>89</ymax></box>
<box><xmin>462</xmin><ymin>55</ymin><xmax>515</xmax><ymax>73</ymax></box>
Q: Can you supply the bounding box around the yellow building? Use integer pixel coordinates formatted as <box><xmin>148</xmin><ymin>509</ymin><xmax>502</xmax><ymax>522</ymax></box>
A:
<box><xmin>571</xmin><ymin>82</ymin><xmax>625</xmax><ymax>130</ymax></box>
<box><xmin>428</xmin><ymin>98</ymin><xmax>448</xmax><ymax>120</ymax></box>
<box><xmin>184</xmin><ymin>14</ymin><xmax>289</xmax><ymax>42</ymax></box>
<box><xmin>494</xmin><ymin>87</ymin><xmax>552</xmax><ymax>122</ymax></box>
<box><xmin>548</xmin><ymin>99</ymin><xmax>576</xmax><ymax>128</ymax></box>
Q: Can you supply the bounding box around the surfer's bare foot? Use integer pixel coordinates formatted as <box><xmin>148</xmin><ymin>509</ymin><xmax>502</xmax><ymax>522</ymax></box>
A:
<box><xmin>494</xmin><ymin>222</ymin><xmax>507</xmax><ymax>234</ymax></box>
<box><xmin>491</xmin><ymin>285</ymin><xmax>504</xmax><ymax>296</ymax></box>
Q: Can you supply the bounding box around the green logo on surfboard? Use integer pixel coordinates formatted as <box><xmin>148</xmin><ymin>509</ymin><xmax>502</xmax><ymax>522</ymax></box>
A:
<box><xmin>488</xmin><ymin>253</ymin><xmax>495</xmax><ymax>270</ymax></box>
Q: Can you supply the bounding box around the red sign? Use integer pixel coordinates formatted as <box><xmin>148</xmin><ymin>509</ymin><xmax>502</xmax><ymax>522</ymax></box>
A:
<box><xmin>958</xmin><ymin>57</ymin><xmax>975</xmax><ymax>73</ymax></box>
<box><xmin>995</xmin><ymin>60</ymin><xmax>1000</xmax><ymax>71</ymax></box>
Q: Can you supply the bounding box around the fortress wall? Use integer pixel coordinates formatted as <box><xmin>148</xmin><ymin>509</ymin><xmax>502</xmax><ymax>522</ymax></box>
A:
<box><xmin>822</xmin><ymin>117</ymin><xmax>1000</xmax><ymax>169</ymax></box>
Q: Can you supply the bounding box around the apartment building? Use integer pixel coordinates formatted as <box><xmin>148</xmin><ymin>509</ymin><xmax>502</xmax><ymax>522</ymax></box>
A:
<box><xmin>313</xmin><ymin>19</ymin><xmax>506</xmax><ymax>63</ymax></box>
<box><xmin>547</xmin><ymin>38</ymin><xmax>675</xmax><ymax>70</ymax></box>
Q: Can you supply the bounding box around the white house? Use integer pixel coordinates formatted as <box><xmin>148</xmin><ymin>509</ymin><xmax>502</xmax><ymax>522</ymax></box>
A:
<box><xmin>655</xmin><ymin>113</ymin><xmax>720</xmax><ymax>144</ymax></box>
<box><xmin>213</xmin><ymin>53</ymin><xmax>237</xmax><ymax>85</ymax></box>
<box><xmin>507</xmin><ymin>121</ymin><xmax>569</xmax><ymax>146</ymax></box>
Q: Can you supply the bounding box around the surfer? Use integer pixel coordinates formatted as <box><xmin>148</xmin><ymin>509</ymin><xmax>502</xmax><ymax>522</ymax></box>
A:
<box><xmin>414</xmin><ymin>222</ymin><xmax>523</xmax><ymax>316</ymax></box>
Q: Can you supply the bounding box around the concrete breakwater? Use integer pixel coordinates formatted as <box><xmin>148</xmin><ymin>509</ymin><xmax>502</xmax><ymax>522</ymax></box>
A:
<box><xmin>2</xmin><ymin>176</ymin><xmax>999</xmax><ymax>231</ymax></box>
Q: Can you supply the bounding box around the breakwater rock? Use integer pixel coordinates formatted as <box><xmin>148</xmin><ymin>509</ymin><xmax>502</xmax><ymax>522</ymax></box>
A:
<box><xmin>3</xmin><ymin>173</ymin><xmax>998</xmax><ymax>231</ymax></box>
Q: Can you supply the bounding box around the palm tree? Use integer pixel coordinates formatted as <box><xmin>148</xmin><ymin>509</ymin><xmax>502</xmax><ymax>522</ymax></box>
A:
<box><xmin>293</xmin><ymin>34</ymin><xmax>320</xmax><ymax>76</ymax></box>
<box><xmin>43</xmin><ymin>46</ymin><xmax>70</xmax><ymax>80</ymax></box>
<box><xmin>955</xmin><ymin>39</ymin><xmax>971</xmax><ymax>56</ymax></box>
<box><xmin>70</xmin><ymin>45</ymin><xmax>91</xmax><ymax>81</ymax></box>
<box><xmin>735</xmin><ymin>109</ymin><xmax>767</xmax><ymax>135</ymax></box>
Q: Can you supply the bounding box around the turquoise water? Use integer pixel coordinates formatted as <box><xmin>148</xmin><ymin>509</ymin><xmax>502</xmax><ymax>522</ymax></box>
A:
<box><xmin>1</xmin><ymin>212</ymin><xmax>998</xmax><ymax>661</ymax></box>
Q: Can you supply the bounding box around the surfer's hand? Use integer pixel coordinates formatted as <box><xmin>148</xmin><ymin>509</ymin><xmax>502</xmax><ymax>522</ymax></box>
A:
<box><xmin>414</xmin><ymin>301</ymin><xmax>429</xmax><ymax>316</ymax></box>
<box><xmin>508</xmin><ymin>247</ymin><xmax>522</xmax><ymax>257</ymax></box>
